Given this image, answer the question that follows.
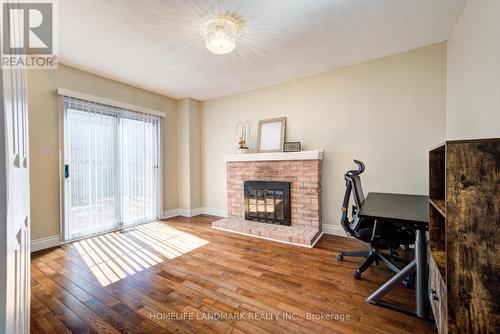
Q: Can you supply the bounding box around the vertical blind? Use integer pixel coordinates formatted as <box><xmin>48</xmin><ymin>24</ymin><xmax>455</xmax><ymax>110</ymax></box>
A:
<box><xmin>63</xmin><ymin>96</ymin><xmax>160</xmax><ymax>241</ymax></box>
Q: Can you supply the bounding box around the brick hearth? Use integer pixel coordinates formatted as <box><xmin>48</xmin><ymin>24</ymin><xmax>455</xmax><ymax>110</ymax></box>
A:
<box><xmin>212</xmin><ymin>151</ymin><xmax>323</xmax><ymax>247</ymax></box>
<box><xmin>212</xmin><ymin>218</ymin><xmax>320</xmax><ymax>246</ymax></box>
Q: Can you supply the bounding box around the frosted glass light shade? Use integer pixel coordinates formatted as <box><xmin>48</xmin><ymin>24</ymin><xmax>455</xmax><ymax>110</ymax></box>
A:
<box><xmin>203</xmin><ymin>17</ymin><xmax>239</xmax><ymax>55</ymax></box>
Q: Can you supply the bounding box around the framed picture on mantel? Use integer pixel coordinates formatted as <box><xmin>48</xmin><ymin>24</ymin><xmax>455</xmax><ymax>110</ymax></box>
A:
<box><xmin>284</xmin><ymin>142</ymin><xmax>301</xmax><ymax>152</ymax></box>
<box><xmin>257</xmin><ymin>117</ymin><xmax>286</xmax><ymax>153</ymax></box>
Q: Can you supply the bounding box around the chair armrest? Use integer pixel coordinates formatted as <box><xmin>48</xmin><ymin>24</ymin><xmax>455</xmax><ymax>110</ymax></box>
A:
<box><xmin>349</xmin><ymin>215</ymin><xmax>362</xmax><ymax>231</ymax></box>
<box><xmin>371</xmin><ymin>219</ymin><xmax>385</xmax><ymax>241</ymax></box>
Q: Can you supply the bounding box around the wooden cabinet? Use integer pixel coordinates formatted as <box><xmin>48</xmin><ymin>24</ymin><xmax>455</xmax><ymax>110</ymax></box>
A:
<box><xmin>428</xmin><ymin>138</ymin><xmax>499</xmax><ymax>334</ymax></box>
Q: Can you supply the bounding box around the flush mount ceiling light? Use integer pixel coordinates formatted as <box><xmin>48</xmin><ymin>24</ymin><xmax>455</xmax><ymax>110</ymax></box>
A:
<box><xmin>202</xmin><ymin>16</ymin><xmax>240</xmax><ymax>55</ymax></box>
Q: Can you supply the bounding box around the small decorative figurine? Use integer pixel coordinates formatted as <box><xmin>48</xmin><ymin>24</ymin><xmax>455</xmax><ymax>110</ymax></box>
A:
<box><xmin>236</xmin><ymin>121</ymin><xmax>250</xmax><ymax>153</ymax></box>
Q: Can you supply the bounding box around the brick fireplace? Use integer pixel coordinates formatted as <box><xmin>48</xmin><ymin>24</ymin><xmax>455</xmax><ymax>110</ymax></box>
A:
<box><xmin>212</xmin><ymin>150</ymin><xmax>323</xmax><ymax>247</ymax></box>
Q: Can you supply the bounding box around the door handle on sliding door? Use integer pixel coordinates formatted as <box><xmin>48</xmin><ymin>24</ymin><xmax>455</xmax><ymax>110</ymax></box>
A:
<box><xmin>64</xmin><ymin>164</ymin><xmax>70</xmax><ymax>178</ymax></box>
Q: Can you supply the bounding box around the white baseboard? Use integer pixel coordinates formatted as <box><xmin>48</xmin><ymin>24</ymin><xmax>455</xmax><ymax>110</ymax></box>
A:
<box><xmin>162</xmin><ymin>207</ymin><xmax>227</xmax><ymax>219</ymax></box>
<box><xmin>31</xmin><ymin>235</ymin><xmax>60</xmax><ymax>252</ymax></box>
<box><xmin>162</xmin><ymin>208</ymin><xmax>179</xmax><ymax>219</ymax></box>
<box><xmin>190</xmin><ymin>207</ymin><xmax>203</xmax><ymax>216</ymax></box>
<box><xmin>322</xmin><ymin>224</ymin><xmax>347</xmax><ymax>237</ymax></box>
<box><xmin>201</xmin><ymin>207</ymin><xmax>227</xmax><ymax>217</ymax></box>
<box><xmin>177</xmin><ymin>208</ymin><xmax>203</xmax><ymax>217</ymax></box>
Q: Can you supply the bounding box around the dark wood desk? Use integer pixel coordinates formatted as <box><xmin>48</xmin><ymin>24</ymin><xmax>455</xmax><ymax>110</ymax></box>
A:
<box><xmin>359</xmin><ymin>192</ymin><xmax>430</xmax><ymax>319</ymax></box>
<box><xmin>359</xmin><ymin>192</ymin><xmax>428</xmax><ymax>227</ymax></box>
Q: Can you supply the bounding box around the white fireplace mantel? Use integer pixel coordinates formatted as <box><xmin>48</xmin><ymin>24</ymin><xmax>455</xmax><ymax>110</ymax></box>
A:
<box><xmin>224</xmin><ymin>150</ymin><xmax>324</xmax><ymax>162</ymax></box>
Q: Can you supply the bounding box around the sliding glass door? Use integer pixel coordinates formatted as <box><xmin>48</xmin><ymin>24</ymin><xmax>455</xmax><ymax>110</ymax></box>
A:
<box><xmin>63</xmin><ymin>96</ymin><xmax>160</xmax><ymax>241</ymax></box>
<box><xmin>120</xmin><ymin>116</ymin><xmax>160</xmax><ymax>226</ymax></box>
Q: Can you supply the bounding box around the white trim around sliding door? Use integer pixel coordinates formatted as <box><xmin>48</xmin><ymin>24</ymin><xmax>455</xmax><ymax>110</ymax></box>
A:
<box><xmin>58</xmin><ymin>92</ymin><xmax>164</xmax><ymax>243</ymax></box>
<box><xmin>57</xmin><ymin>88</ymin><xmax>166</xmax><ymax>118</ymax></box>
<box><xmin>157</xmin><ymin>118</ymin><xmax>164</xmax><ymax>220</ymax></box>
<box><xmin>58</xmin><ymin>95</ymin><xmax>67</xmax><ymax>242</ymax></box>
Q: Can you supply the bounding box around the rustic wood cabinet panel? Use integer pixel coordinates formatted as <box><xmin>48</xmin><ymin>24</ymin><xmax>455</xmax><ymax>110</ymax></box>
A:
<box><xmin>446</xmin><ymin>140</ymin><xmax>500</xmax><ymax>334</ymax></box>
<box><xmin>429</xmin><ymin>138</ymin><xmax>499</xmax><ymax>334</ymax></box>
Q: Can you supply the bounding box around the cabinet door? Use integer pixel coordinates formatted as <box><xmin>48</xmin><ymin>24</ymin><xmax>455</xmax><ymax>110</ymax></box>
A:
<box><xmin>0</xmin><ymin>20</ymin><xmax>31</xmax><ymax>334</ymax></box>
<box><xmin>429</xmin><ymin>252</ymin><xmax>447</xmax><ymax>334</ymax></box>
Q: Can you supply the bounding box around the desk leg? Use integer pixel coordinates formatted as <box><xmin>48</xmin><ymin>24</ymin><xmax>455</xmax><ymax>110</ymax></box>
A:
<box><xmin>415</xmin><ymin>229</ymin><xmax>429</xmax><ymax>319</ymax></box>
<box><xmin>365</xmin><ymin>260</ymin><xmax>416</xmax><ymax>304</ymax></box>
<box><xmin>365</xmin><ymin>230</ymin><xmax>429</xmax><ymax>319</ymax></box>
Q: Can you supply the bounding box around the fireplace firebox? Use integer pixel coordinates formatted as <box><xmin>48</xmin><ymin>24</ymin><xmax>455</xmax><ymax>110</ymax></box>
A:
<box><xmin>244</xmin><ymin>181</ymin><xmax>291</xmax><ymax>226</ymax></box>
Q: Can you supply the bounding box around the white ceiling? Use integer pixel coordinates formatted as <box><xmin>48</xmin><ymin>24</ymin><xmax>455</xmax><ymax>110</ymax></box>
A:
<box><xmin>58</xmin><ymin>0</ymin><xmax>466</xmax><ymax>100</ymax></box>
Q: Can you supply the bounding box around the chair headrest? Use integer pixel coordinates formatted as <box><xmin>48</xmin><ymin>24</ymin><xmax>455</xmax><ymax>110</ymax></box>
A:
<box><xmin>346</xmin><ymin>159</ymin><xmax>365</xmax><ymax>176</ymax></box>
<box><xmin>344</xmin><ymin>160</ymin><xmax>366</xmax><ymax>208</ymax></box>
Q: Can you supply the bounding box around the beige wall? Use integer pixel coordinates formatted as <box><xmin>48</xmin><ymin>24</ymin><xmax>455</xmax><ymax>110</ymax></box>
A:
<box><xmin>201</xmin><ymin>43</ymin><xmax>447</xmax><ymax>233</ymax></box>
<box><xmin>177</xmin><ymin>98</ymin><xmax>190</xmax><ymax>210</ymax></box>
<box><xmin>447</xmin><ymin>0</ymin><xmax>500</xmax><ymax>140</ymax></box>
<box><xmin>28</xmin><ymin>64</ymin><xmax>178</xmax><ymax>240</ymax></box>
<box><xmin>177</xmin><ymin>98</ymin><xmax>201</xmax><ymax>212</ymax></box>
<box><xmin>188</xmin><ymin>99</ymin><xmax>202</xmax><ymax>210</ymax></box>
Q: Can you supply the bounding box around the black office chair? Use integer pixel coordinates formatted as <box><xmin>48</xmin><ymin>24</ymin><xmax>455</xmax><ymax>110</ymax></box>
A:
<box><xmin>337</xmin><ymin>160</ymin><xmax>415</xmax><ymax>283</ymax></box>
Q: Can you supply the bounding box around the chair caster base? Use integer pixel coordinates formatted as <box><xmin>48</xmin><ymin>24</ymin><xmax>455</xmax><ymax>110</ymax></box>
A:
<box><xmin>353</xmin><ymin>270</ymin><xmax>362</xmax><ymax>280</ymax></box>
<box><xmin>402</xmin><ymin>277</ymin><xmax>415</xmax><ymax>289</ymax></box>
<box><xmin>336</xmin><ymin>254</ymin><xmax>343</xmax><ymax>261</ymax></box>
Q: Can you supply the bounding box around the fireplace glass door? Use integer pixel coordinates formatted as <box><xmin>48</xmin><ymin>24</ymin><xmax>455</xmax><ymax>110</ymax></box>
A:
<box><xmin>244</xmin><ymin>181</ymin><xmax>291</xmax><ymax>225</ymax></box>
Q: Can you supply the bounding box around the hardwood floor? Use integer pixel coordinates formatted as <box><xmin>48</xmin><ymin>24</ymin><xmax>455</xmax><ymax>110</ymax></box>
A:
<box><xmin>31</xmin><ymin>215</ymin><xmax>434</xmax><ymax>334</ymax></box>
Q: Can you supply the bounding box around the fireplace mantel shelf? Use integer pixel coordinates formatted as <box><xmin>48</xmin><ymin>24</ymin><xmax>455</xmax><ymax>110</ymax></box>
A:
<box><xmin>224</xmin><ymin>150</ymin><xmax>323</xmax><ymax>162</ymax></box>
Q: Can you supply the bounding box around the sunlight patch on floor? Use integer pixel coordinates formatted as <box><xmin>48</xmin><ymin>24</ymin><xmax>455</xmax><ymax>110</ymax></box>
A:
<box><xmin>73</xmin><ymin>222</ymin><xmax>208</xmax><ymax>286</ymax></box>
